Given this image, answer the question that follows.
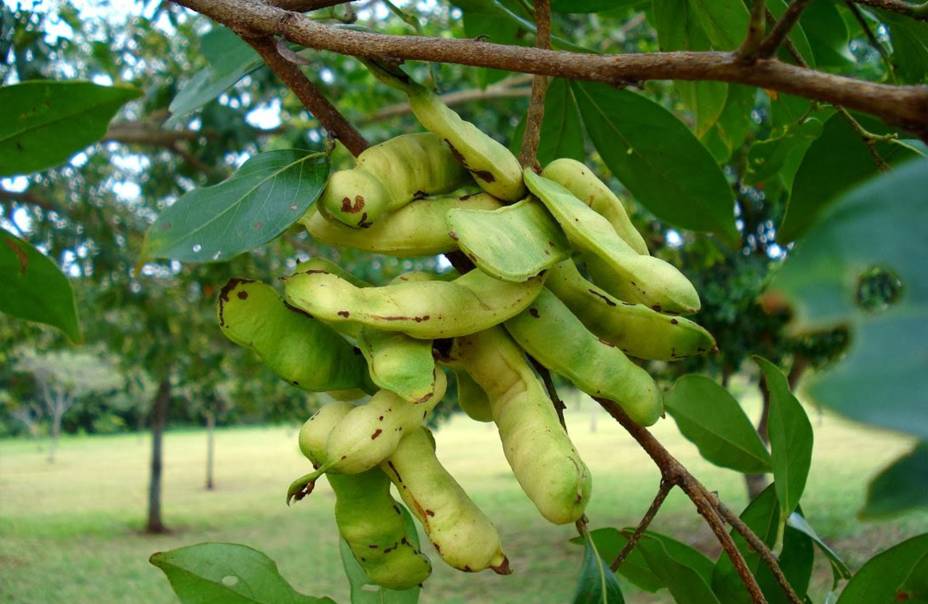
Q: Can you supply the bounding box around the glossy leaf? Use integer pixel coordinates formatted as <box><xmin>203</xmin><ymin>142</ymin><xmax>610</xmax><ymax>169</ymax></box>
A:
<box><xmin>168</xmin><ymin>26</ymin><xmax>262</xmax><ymax>120</ymax></box>
<box><xmin>573</xmin><ymin>81</ymin><xmax>736</xmax><ymax>242</ymax></box>
<box><xmin>836</xmin><ymin>534</ymin><xmax>928</xmax><ymax>603</ymax></box>
<box><xmin>800</xmin><ymin>1</ymin><xmax>852</xmax><ymax>68</ymax></box>
<box><xmin>511</xmin><ymin>78</ymin><xmax>585</xmax><ymax>166</ymax></box>
<box><xmin>665</xmin><ymin>374</ymin><xmax>772</xmax><ymax>474</ymax></box>
<box><xmin>787</xmin><ymin>512</ymin><xmax>851</xmax><ymax>583</ymax></box>
<box><xmin>712</xmin><ymin>486</ymin><xmax>814</xmax><ymax>604</ymax></box>
<box><xmin>638</xmin><ymin>536</ymin><xmax>720</xmax><ymax>604</ymax></box>
<box><xmin>746</xmin><ymin>116</ymin><xmax>824</xmax><ymax>193</ymax></box>
<box><xmin>770</xmin><ymin>160</ymin><xmax>928</xmax><ymax>439</ymax></box>
<box><xmin>0</xmin><ymin>228</ymin><xmax>80</xmax><ymax>342</ymax></box>
<box><xmin>0</xmin><ymin>80</ymin><xmax>140</xmax><ymax>177</ymax></box>
<box><xmin>141</xmin><ymin>150</ymin><xmax>328</xmax><ymax>264</ymax></box>
<box><xmin>860</xmin><ymin>443</ymin><xmax>928</xmax><ymax>519</ymax></box>
<box><xmin>703</xmin><ymin>84</ymin><xmax>757</xmax><ymax>163</ymax></box>
<box><xmin>779</xmin><ymin>113</ymin><xmax>919</xmax><ymax>243</ymax></box>
<box><xmin>881</xmin><ymin>13</ymin><xmax>928</xmax><ymax>84</ymax></box>
<box><xmin>338</xmin><ymin>506</ymin><xmax>421</xmax><ymax>604</ymax></box>
<box><xmin>767</xmin><ymin>0</ymin><xmax>816</xmax><ymax>66</ymax></box>
<box><xmin>756</xmin><ymin>356</ymin><xmax>813</xmax><ymax>520</ymax></box>
<box><xmin>150</xmin><ymin>543</ymin><xmax>335</xmax><ymax>604</ymax></box>
<box><xmin>652</xmin><ymin>0</ymin><xmax>727</xmax><ymax>137</ymax></box>
<box><xmin>573</xmin><ymin>530</ymin><xmax>625</xmax><ymax>604</ymax></box>
<box><xmin>688</xmin><ymin>0</ymin><xmax>749</xmax><ymax>50</ymax></box>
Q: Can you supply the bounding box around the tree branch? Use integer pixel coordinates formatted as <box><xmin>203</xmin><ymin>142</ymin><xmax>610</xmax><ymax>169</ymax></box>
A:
<box><xmin>712</xmin><ymin>495</ymin><xmax>804</xmax><ymax>604</ymax></box>
<box><xmin>610</xmin><ymin>478</ymin><xmax>673</xmax><ymax>571</ymax></box>
<box><xmin>518</xmin><ymin>0</ymin><xmax>551</xmax><ymax>168</ymax></box>
<box><xmin>737</xmin><ymin>0</ymin><xmax>768</xmax><ymax>60</ymax></box>
<box><xmin>242</xmin><ymin>34</ymin><xmax>369</xmax><ymax>156</ymax></box>
<box><xmin>757</xmin><ymin>0</ymin><xmax>813</xmax><ymax>59</ymax></box>
<box><xmin>852</xmin><ymin>0</ymin><xmax>928</xmax><ymax>19</ymax></box>
<box><xmin>170</xmin><ymin>0</ymin><xmax>928</xmax><ymax>138</ymax></box>
<box><xmin>268</xmin><ymin>0</ymin><xmax>352</xmax><ymax>11</ymax></box>
<box><xmin>596</xmin><ymin>397</ymin><xmax>769</xmax><ymax>604</ymax></box>
<box><xmin>0</xmin><ymin>188</ymin><xmax>64</xmax><ymax>214</ymax></box>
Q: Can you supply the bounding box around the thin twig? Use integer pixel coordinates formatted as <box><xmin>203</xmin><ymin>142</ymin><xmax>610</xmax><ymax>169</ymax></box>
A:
<box><xmin>712</xmin><ymin>495</ymin><xmax>804</xmax><ymax>604</ymax></box>
<box><xmin>529</xmin><ymin>357</ymin><xmax>567</xmax><ymax>429</ymax></box>
<box><xmin>169</xmin><ymin>0</ymin><xmax>928</xmax><ymax>138</ymax></box>
<box><xmin>269</xmin><ymin>0</ymin><xmax>351</xmax><ymax>11</ymax></box>
<box><xmin>610</xmin><ymin>479</ymin><xmax>673</xmax><ymax>571</ymax></box>
<box><xmin>596</xmin><ymin>397</ymin><xmax>769</xmax><ymax>604</ymax></box>
<box><xmin>852</xmin><ymin>0</ymin><xmax>928</xmax><ymax>19</ymax></box>
<box><xmin>757</xmin><ymin>0</ymin><xmax>813</xmax><ymax>58</ymax></box>
<box><xmin>243</xmin><ymin>34</ymin><xmax>369</xmax><ymax>156</ymax></box>
<box><xmin>737</xmin><ymin>0</ymin><xmax>768</xmax><ymax>60</ymax></box>
<box><xmin>518</xmin><ymin>0</ymin><xmax>551</xmax><ymax>168</ymax></box>
<box><xmin>844</xmin><ymin>0</ymin><xmax>897</xmax><ymax>83</ymax></box>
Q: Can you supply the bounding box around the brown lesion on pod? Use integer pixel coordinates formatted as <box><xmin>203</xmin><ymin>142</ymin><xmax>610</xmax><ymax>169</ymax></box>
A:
<box><xmin>492</xmin><ymin>557</ymin><xmax>512</xmax><ymax>575</ymax></box>
<box><xmin>670</xmin><ymin>318</ymin><xmax>679</xmax><ymax>324</ymax></box>
<box><xmin>528</xmin><ymin>308</ymin><xmax>540</xmax><ymax>319</ymax></box>
<box><xmin>588</xmin><ymin>289</ymin><xmax>616</xmax><ymax>307</ymax></box>
<box><xmin>340</xmin><ymin>195</ymin><xmax>365</xmax><ymax>214</ymax></box>
<box><xmin>337</xmin><ymin>310</ymin><xmax>350</xmax><ymax>318</ymax></box>
<box><xmin>371</xmin><ymin>429</ymin><xmax>383</xmax><ymax>440</ymax></box>
<box><xmin>217</xmin><ymin>277</ymin><xmax>256</xmax><ymax>327</ymax></box>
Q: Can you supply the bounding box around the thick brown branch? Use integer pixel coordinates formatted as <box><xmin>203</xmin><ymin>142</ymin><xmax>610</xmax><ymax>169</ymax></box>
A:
<box><xmin>757</xmin><ymin>0</ymin><xmax>813</xmax><ymax>59</ymax></box>
<box><xmin>596</xmin><ymin>397</ymin><xmax>769</xmax><ymax>604</ymax></box>
<box><xmin>268</xmin><ymin>0</ymin><xmax>351</xmax><ymax>11</ymax></box>
<box><xmin>104</xmin><ymin>122</ymin><xmax>201</xmax><ymax>146</ymax></box>
<box><xmin>518</xmin><ymin>0</ymin><xmax>551</xmax><ymax>168</ymax></box>
<box><xmin>170</xmin><ymin>0</ymin><xmax>928</xmax><ymax>137</ymax></box>
<box><xmin>610</xmin><ymin>478</ymin><xmax>673</xmax><ymax>571</ymax></box>
<box><xmin>853</xmin><ymin>0</ymin><xmax>928</xmax><ymax>19</ymax></box>
<box><xmin>737</xmin><ymin>0</ymin><xmax>768</xmax><ymax>59</ymax></box>
<box><xmin>713</xmin><ymin>496</ymin><xmax>804</xmax><ymax>604</ymax></box>
<box><xmin>243</xmin><ymin>35</ymin><xmax>369</xmax><ymax>156</ymax></box>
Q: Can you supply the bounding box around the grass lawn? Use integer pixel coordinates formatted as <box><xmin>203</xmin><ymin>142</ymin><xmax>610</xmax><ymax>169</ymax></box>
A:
<box><xmin>1</xmin><ymin>389</ymin><xmax>926</xmax><ymax>604</ymax></box>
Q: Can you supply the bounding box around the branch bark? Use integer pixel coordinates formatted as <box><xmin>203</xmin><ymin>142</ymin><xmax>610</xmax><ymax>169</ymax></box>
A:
<box><xmin>359</xmin><ymin>82</ymin><xmax>531</xmax><ymax>124</ymax></box>
<box><xmin>757</xmin><ymin>0</ymin><xmax>813</xmax><ymax>59</ymax></box>
<box><xmin>242</xmin><ymin>34</ymin><xmax>369</xmax><ymax>156</ymax></box>
<box><xmin>170</xmin><ymin>0</ymin><xmax>928</xmax><ymax>137</ymax></box>
<box><xmin>596</xmin><ymin>397</ymin><xmax>770</xmax><ymax>604</ymax></box>
<box><xmin>146</xmin><ymin>377</ymin><xmax>171</xmax><ymax>534</ymax></box>
<box><xmin>737</xmin><ymin>0</ymin><xmax>768</xmax><ymax>60</ymax></box>
<box><xmin>852</xmin><ymin>0</ymin><xmax>928</xmax><ymax>19</ymax></box>
<box><xmin>517</xmin><ymin>0</ymin><xmax>551</xmax><ymax>168</ymax></box>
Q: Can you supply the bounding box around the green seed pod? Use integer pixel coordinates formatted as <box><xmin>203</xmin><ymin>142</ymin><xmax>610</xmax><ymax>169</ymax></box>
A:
<box><xmin>320</xmin><ymin>132</ymin><xmax>469</xmax><ymax>228</ymax></box>
<box><xmin>447</xmin><ymin>198</ymin><xmax>571</xmax><ymax>282</ymax></box>
<box><xmin>358</xmin><ymin>328</ymin><xmax>437</xmax><ymax>403</ymax></box>
<box><xmin>303</xmin><ymin>190</ymin><xmax>502</xmax><ymax>257</ymax></box>
<box><xmin>287</xmin><ymin>371</ymin><xmax>450</xmax><ymax>501</ymax></box>
<box><xmin>524</xmin><ymin>169</ymin><xmax>700</xmax><ymax>314</ymax></box>
<box><xmin>216</xmin><ymin>279</ymin><xmax>372</xmax><ymax>392</ymax></box>
<box><xmin>283</xmin><ymin>268</ymin><xmax>546</xmax><ymax>339</ymax></box>
<box><xmin>505</xmin><ymin>288</ymin><xmax>662</xmax><ymax>426</ymax></box>
<box><xmin>294</xmin><ymin>257</ymin><xmax>370</xmax><ymax>288</ymax></box>
<box><xmin>453</xmin><ymin>368</ymin><xmax>493</xmax><ymax>422</ymax></box>
<box><xmin>366</xmin><ymin>62</ymin><xmax>525</xmax><ymax>201</ymax></box>
<box><xmin>541</xmin><ymin>158</ymin><xmax>649</xmax><ymax>255</ymax></box>
<box><xmin>382</xmin><ymin>426</ymin><xmax>510</xmax><ymax>574</ymax></box>
<box><xmin>546</xmin><ymin>260</ymin><xmax>716</xmax><ymax>361</ymax></box>
<box><xmin>450</xmin><ymin>327</ymin><xmax>591</xmax><ymax>524</ymax></box>
<box><xmin>299</xmin><ymin>402</ymin><xmax>431</xmax><ymax>590</ymax></box>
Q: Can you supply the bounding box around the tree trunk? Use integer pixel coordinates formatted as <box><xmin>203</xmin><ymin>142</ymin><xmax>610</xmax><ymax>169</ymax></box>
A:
<box><xmin>205</xmin><ymin>411</ymin><xmax>215</xmax><ymax>491</ymax></box>
<box><xmin>146</xmin><ymin>377</ymin><xmax>171</xmax><ymax>534</ymax></box>
<box><xmin>47</xmin><ymin>408</ymin><xmax>61</xmax><ymax>463</ymax></box>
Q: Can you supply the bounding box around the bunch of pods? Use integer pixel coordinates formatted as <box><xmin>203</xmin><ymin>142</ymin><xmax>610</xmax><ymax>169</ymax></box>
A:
<box><xmin>216</xmin><ymin>66</ymin><xmax>715</xmax><ymax>590</ymax></box>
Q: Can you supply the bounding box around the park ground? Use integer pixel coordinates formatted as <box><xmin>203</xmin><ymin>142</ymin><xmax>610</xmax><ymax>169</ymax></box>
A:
<box><xmin>1</xmin><ymin>389</ymin><xmax>926</xmax><ymax>604</ymax></box>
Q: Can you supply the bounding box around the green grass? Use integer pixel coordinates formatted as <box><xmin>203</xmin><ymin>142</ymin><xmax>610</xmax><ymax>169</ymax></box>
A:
<box><xmin>1</xmin><ymin>390</ymin><xmax>926</xmax><ymax>604</ymax></box>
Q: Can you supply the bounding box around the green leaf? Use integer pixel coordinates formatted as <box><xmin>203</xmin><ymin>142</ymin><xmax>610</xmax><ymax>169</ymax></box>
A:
<box><xmin>800</xmin><ymin>0</ymin><xmax>852</xmax><ymax>68</ymax></box>
<box><xmin>860</xmin><ymin>443</ymin><xmax>928</xmax><ymax>519</ymax></box>
<box><xmin>573</xmin><ymin>530</ymin><xmax>625</xmax><ymax>604</ymax></box>
<box><xmin>338</xmin><ymin>506</ymin><xmax>421</xmax><ymax>603</ymax></box>
<box><xmin>573</xmin><ymin>81</ymin><xmax>737</xmax><ymax>242</ymax></box>
<box><xmin>141</xmin><ymin>150</ymin><xmax>328</xmax><ymax>264</ymax></box>
<box><xmin>755</xmin><ymin>356</ymin><xmax>813</xmax><ymax>520</ymax></box>
<box><xmin>571</xmin><ymin>528</ymin><xmax>661</xmax><ymax>593</ymax></box>
<box><xmin>779</xmin><ymin>113</ymin><xmax>919</xmax><ymax>243</ymax></box>
<box><xmin>770</xmin><ymin>160</ymin><xmax>928</xmax><ymax>439</ymax></box>
<box><xmin>712</xmin><ymin>486</ymin><xmax>814</xmax><ymax>604</ymax></box>
<box><xmin>665</xmin><ymin>374</ymin><xmax>772</xmax><ymax>474</ymax></box>
<box><xmin>703</xmin><ymin>84</ymin><xmax>757</xmax><ymax>163</ymax></box>
<box><xmin>881</xmin><ymin>13</ymin><xmax>928</xmax><ymax>84</ymax></box>
<box><xmin>552</xmin><ymin>0</ymin><xmax>644</xmax><ymax>12</ymax></box>
<box><xmin>168</xmin><ymin>26</ymin><xmax>262</xmax><ymax>121</ymax></box>
<box><xmin>638</xmin><ymin>536</ymin><xmax>720</xmax><ymax>604</ymax></box>
<box><xmin>836</xmin><ymin>534</ymin><xmax>928</xmax><ymax>603</ymax></box>
<box><xmin>746</xmin><ymin>116</ymin><xmax>824</xmax><ymax>192</ymax></box>
<box><xmin>511</xmin><ymin>78</ymin><xmax>585</xmax><ymax>166</ymax></box>
<box><xmin>0</xmin><ymin>80</ymin><xmax>140</xmax><ymax>177</ymax></box>
<box><xmin>149</xmin><ymin>543</ymin><xmax>335</xmax><ymax>604</ymax></box>
<box><xmin>687</xmin><ymin>0</ymin><xmax>749</xmax><ymax>50</ymax></box>
<box><xmin>0</xmin><ymin>228</ymin><xmax>80</xmax><ymax>342</ymax></box>
<box><xmin>786</xmin><ymin>512</ymin><xmax>851</xmax><ymax>583</ymax></box>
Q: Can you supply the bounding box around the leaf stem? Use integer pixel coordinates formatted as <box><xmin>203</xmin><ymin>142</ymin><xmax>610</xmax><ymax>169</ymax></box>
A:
<box><xmin>610</xmin><ymin>478</ymin><xmax>673</xmax><ymax>571</ymax></box>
